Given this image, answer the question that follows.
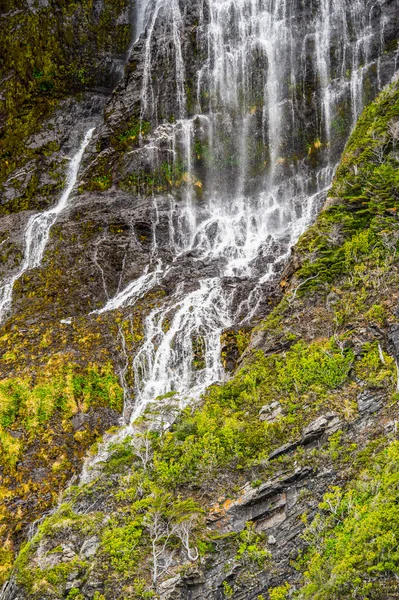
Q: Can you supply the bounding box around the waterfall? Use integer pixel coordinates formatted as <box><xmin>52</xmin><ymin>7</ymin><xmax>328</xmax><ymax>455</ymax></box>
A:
<box><xmin>0</xmin><ymin>0</ymin><xmax>394</xmax><ymax>484</ymax></box>
<box><xmin>0</xmin><ymin>128</ymin><xmax>95</xmax><ymax>323</ymax></box>
<box><xmin>79</xmin><ymin>0</ymin><xmax>397</xmax><ymax>482</ymax></box>
<box><xmin>118</xmin><ymin>0</ymin><xmax>386</xmax><ymax>412</ymax></box>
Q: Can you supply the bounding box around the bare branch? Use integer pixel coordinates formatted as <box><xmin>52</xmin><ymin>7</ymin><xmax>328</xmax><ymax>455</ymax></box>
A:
<box><xmin>288</xmin><ymin>274</ymin><xmax>319</xmax><ymax>305</ymax></box>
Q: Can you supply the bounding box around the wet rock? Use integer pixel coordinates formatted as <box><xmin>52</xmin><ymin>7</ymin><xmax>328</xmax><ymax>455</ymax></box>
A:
<box><xmin>0</xmin><ymin>578</ymin><xmax>24</xmax><ymax>600</ymax></box>
<box><xmin>65</xmin><ymin>579</ymin><xmax>82</xmax><ymax>593</ymax></box>
<box><xmin>7</xmin><ymin>430</ymin><xmax>23</xmax><ymax>439</ymax></box>
<box><xmin>30</xmin><ymin>467</ymin><xmax>48</xmax><ymax>483</ymax></box>
<box><xmin>259</xmin><ymin>510</ymin><xmax>287</xmax><ymax>530</ymax></box>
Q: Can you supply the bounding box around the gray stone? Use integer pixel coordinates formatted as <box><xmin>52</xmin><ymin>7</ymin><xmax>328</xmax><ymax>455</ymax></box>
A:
<box><xmin>259</xmin><ymin>401</ymin><xmax>282</xmax><ymax>423</ymax></box>
<box><xmin>268</xmin><ymin>534</ymin><xmax>277</xmax><ymax>545</ymax></box>
<box><xmin>357</xmin><ymin>390</ymin><xmax>385</xmax><ymax>414</ymax></box>
<box><xmin>302</xmin><ymin>413</ymin><xmax>340</xmax><ymax>442</ymax></box>
<box><xmin>72</xmin><ymin>412</ymin><xmax>89</xmax><ymax>431</ymax></box>
<box><xmin>269</xmin><ymin>441</ymin><xmax>300</xmax><ymax>460</ymax></box>
<box><xmin>62</xmin><ymin>545</ymin><xmax>77</xmax><ymax>561</ymax></box>
<box><xmin>80</xmin><ymin>536</ymin><xmax>100</xmax><ymax>558</ymax></box>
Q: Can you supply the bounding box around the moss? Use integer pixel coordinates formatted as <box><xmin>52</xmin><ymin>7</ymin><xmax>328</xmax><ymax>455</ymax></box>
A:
<box><xmin>120</xmin><ymin>160</ymin><xmax>189</xmax><ymax>196</ymax></box>
<box><xmin>5</xmin><ymin>44</ymin><xmax>399</xmax><ymax>600</ymax></box>
<box><xmin>0</xmin><ymin>0</ymin><xmax>132</xmax><ymax>211</ymax></box>
<box><xmin>15</xmin><ymin>485</ymin><xmax>204</xmax><ymax>599</ymax></box>
<box><xmin>295</xmin><ymin>79</ymin><xmax>399</xmax><ymax>293</ymax></box>
<box><xmin>14</xmin><ymin>502</ymin><xmax>103</xmax><ymax>594</ymax></box>
<box><xmin>112</xmin><ymin>120</ymin><xmax>151</xmax><ymax>149</ymax></box>
<box><xmin>269</xmin><ymin>583</ymin><xmax>291</xmax><ymax>600</ymax></box>
<box><xmin>150</xmin><ymin>338</ymin><xmax>355</xmax><ymax>488</ymax></box>
<box><xmin>221</xmin><ymin>329</ymin><xmax>251</xmax><ymax>371</ymax></box>
<box><xmin>0</xmin><ymin>360</ymin><xmax>123</xmax><ymax>585</ymax></box>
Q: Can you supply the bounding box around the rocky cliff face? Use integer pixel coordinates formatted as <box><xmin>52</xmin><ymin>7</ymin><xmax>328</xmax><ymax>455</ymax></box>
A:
<box><xmin>1</xmin><ymin>0</ymin><xmax>399</xmax><ymax>598</ymax></box>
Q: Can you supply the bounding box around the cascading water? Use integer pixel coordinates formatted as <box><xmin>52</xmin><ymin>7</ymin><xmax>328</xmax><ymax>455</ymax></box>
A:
<box><xmin>0</xmin><ymin>1</ymin><xmax>159</xmax><ymax>329</ymax></box>
<box><xmin>0</xmin><ymin>128</ymin><xmax>95</xmax><ymax>323</ymax></box>
<box><xmin>80</xmin><ymin>0</ymin><xmax>397</xmax><ymax>480</ymax></box>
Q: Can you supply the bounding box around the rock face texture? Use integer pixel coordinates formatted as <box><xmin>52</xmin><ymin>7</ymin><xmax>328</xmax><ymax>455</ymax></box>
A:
<box><xmin>1</xmin><ymin>0</ymin><xmax>399</xmax><ymax>598</ymax></box>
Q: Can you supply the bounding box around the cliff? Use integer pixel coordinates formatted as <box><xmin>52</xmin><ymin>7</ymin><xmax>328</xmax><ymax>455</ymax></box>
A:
<box><xmin>1</xmin><ymin>0</ymin><xmax>399</xmax><ymax>598</ymax></box>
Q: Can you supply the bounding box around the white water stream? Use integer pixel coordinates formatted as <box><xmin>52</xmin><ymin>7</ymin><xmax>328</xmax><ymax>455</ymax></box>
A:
<box><xmin>0</xmin><ymin>128</ymin><xmax>95</xmax><ymax>323</ymax></box>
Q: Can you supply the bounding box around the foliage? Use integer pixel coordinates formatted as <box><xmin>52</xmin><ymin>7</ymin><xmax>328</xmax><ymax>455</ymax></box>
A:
<box><xmin>295</xmin><ymin>79</ymin><xmax>399</xmax><ymax>293</ymax></box>
<box><xmin>0</xmin><ymin>360</ymin><xmax>123</xmax><ymax>469</ymax></box>
<box><xmin>223</xmin><ymin>581</ymin><xmax>234</xmax><ymax>597</ymax></box>
<box><xmin>152</xmin><ymin>338</ymin><xmax>353</xmax><ymax>487</ymax></box>
<box><xmin>102</xmin><ymin>512</ymin><xmax>144</xmax><ymax>575</ymax></box>
<box><xmin>298</xmin><ymin>441</ymin><xmax>399</xmax><ymax>599</ymax></box>
<box><xmin>5</xmin><ymin>61</ymin><xmax>399</xmax><ymax>600</ymax></box>
<box><xmin>0</xmin><ymin>360</ymin><xmax>123</xmax><ymax>585</ymax></box>
<box><xmin>235</xmin><ymin>522</ymin><xmax>271</xmax><ymax>569</ymax></box>
<box><xmin>355</xmin><ymin>342</ymin><xmax>395</xmax><ymax>388</ymax></box>
<box><xmin>0</xmin><ymin>0</ymin><xmax>131</xmax><ymax>210</ymax></box>
<box><xmin>14</xmin><ymin>503</ymin><xmax>101</xmax><ymax>593</ymax></box>
<box><xmin>269</xmin><ymin>583</ymin><xmax>291</xmax><ymax>600</ymax></box>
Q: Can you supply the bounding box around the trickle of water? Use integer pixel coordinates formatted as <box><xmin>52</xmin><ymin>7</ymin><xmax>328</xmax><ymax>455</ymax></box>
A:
<box><xmin>141</xmin><ymin>0</ymin><xmax>187</xmax><ymax>123</ymax></box>
<box><xmin>6</xmin><ymin>0</ymin><xmax>387</xmax><ymax>485</ymax></box>
<box><xmin>92</xmin><ymin>263</ymin><xmax>162</xmax><ymax>315</ymax></box>
<box><xmin>130</xmin><ymin>277</ymin><xmax>230</xmax><ymax>419</ymax></box>
<box><xmin>0</xmin><ymin>128</ymin><xmax>95</xmax><ymax>323</ymax></box>
<box><xmin>134</xmin><ymin>0</ymin><xmax>152</xmax><ymax>42</ymax></box>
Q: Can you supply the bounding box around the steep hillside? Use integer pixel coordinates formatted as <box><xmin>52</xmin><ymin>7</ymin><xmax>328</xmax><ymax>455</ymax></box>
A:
<box><xmin>0</xmin><ymin>0</ymin><xmax>399</xmax><ymax>598</ymax></box>
<box><xmin>4</xmin><ymin>74</ymin><xmax>399</xmax><ymax>600</ymax></box>
<box><xmin>0</xmin><ymin>0</ymin><xmax>132</xmax><ymax>214</ymax></box>
<box><xmin>0</xmin><ymin>0</ymin><xmax>133</xmax><ymax>579</ymax></box>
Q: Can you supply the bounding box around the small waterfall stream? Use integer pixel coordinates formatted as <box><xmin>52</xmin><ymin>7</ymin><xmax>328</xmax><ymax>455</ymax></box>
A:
<box><xmin>0</xmin><ymin>128</ymin><xmax>95</xmax><ymax>323</ymax></box>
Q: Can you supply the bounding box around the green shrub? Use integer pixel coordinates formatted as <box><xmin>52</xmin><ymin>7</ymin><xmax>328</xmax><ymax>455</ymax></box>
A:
<box><xmin>298</xmin><ymin>441</ymin><xmax>399</xmax><ymax>599</ymax></box>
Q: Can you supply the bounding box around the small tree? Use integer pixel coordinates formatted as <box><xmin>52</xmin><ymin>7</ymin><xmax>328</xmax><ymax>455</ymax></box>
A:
<box><xmin>143</xmin><ymin>490</ymin><xmax>202</xmax><ymax>588</ymax></box>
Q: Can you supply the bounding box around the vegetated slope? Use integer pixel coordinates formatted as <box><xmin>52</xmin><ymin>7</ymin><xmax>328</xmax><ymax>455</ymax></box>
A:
<box><xmin>5</xmin><ymin>76</ymin><xmax>399</xmax><ymax>600</ymax></box>
<box><xmin>0</xmin><ymin>0</ymin><xmax>132</xmax><ymax>582</ymax></box>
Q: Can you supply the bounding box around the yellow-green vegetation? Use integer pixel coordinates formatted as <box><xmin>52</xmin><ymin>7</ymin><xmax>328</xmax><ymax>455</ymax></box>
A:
<box><xmin>4</xmin><ymin>39</ymin><xmax>399</xmax><ymax>600</ymax></box>
<box><xmin>297</xmin><ymin>441</ymin><xmax>399</xmax><ymax>599</ymax></box>
<box><xmin>0</xmin><ymin>275</ymin><xmax>169</xmax><ymax>585</ymax></box>
<box><xmin>151</xmin><ymin>338</ymin><xmax>358</xmax><ymax>487</ymax></box>
<box><xmin>112</xmin><ymin>120</ymin><xmax>151</xmax><ymax>150</ymax></box>
<box><xmin>14</xmin><ymin>503</ymin><xmax>104</xmax><ymax>592</ymax></box>
<box><xmin>221</xmin><ymin>328</ymin><xmax>251</xmax><ymax>371</ymax></box>
<box><xmin>0</xmin><ymin>360</ymin><xmax>123</xmax><ymax>585</ymax></box>
<box><xmin>15</xmin><ymin>482</ymin><xmax>205</xmax><ymax>597</ymax></box>
<box><xmin>269</xmin><ymin>583</ymin><xmax>291</xmax><ymax>600</ymax></box>
<box><xmin>120</xmin><ymin>160</ymin><xmax>197</xmax><ymax>197</ymax></box>
<box><xmin>0</xmin><ymin>361</ymin><xmax>123</xmax><ymax>468</ymax></box>
<box><xmin>9</xmin><ymin>327</ymin><xmax>394</xmax><ymax>596</ymax></box>
<box><xmin>14</xmin><ymin>457</ymin><xmax>273</xmax><ymax>599</ymax></box>
<box><xmin>0</xmin><ymin>0</ymin><xmax>131</xmax><ymax>212</ymax></box>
